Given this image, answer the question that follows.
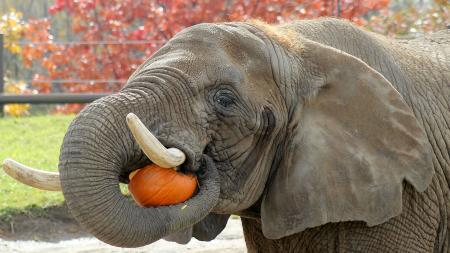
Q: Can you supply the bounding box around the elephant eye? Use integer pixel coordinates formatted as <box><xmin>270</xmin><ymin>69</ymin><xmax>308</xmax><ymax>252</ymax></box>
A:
<box><xmin>213</xmin><ymin>89</ymin><xmax>236</xmax><ymax>109</ymax></box>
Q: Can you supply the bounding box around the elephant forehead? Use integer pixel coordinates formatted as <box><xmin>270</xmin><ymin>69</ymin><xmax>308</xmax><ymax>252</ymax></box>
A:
<box><xmin>170</xmin><ymin>23</ymin><xmax>269</xmax><ymax>65</ymax></box>
<box><xmin>142</xmin><ymin>48</ymin><xmax>244</xmax><ymax>86</ymax></box>
<box><xmin>144</xmin><ymin>44</ymin><xmax>270</xmax><ymax>84</ymax></box>
<box><xmin>130</xmin><ymin>23</ymin><xmax>275</xmax><ymax>95</ymax></box>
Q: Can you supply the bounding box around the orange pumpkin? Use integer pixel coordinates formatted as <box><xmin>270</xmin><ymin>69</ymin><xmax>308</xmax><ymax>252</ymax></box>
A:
<box><xmin>128</xmin><ymin>164</ymin><xmax>197</xmax><ymax>207</ymax></box>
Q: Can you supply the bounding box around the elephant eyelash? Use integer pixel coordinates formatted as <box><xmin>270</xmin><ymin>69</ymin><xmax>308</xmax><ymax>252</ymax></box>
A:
<box><xmin>214</xmin><ymin>91</ymin><xmax>236</xmax><ymax>108</ymax></box>
<box><xmin>209</xmin><ymin>87</ymin><xmax>239</xmax><ymax>114</ymax></box>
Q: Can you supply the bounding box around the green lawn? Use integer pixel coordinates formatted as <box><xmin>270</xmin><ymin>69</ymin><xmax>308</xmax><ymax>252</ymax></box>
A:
<box><xmin>0</xmin><ymin>115</ymin><xmax>75</xmax><ymax>210</ymax></box>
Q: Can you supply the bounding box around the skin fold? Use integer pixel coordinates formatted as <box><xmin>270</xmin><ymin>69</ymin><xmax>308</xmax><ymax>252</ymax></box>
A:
<box><xmin>57</xmin><ymin>18</ymin><xmax>449</xmax><ymax>252</ymax></box>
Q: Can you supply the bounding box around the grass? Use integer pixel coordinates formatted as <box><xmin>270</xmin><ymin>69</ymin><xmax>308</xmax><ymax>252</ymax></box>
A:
<box><xmin>0</xmin><ymin>115</ymin><xmax>75</xmax><ymax>211</ymax></box>
<box><xmin>0</xmin><ymin>205</ymin><xmax>51</xmax><ymax>223</ymax></box>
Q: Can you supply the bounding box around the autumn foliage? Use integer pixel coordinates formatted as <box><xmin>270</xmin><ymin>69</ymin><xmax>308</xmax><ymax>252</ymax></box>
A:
<box><xmin>15</xmin><ymin>0</ymin><xmax>394</xmax><ymax>113</ymax></box>
<box><xmin>367</xmin><ymin>0</ymin><xmax>449</xmax><ymax>36</ymax></box>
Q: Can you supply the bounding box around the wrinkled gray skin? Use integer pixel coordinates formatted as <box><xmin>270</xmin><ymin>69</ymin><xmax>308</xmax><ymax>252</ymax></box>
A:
<box><xmin>59</xmin><ymin>18</ymin><xmax>450</xmax><ymax>252</ymax></box>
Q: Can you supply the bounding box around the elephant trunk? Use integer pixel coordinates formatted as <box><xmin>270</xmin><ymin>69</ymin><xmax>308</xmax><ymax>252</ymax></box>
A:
<box><xmin>59</xmin><ymin>93</ymin><xmax>220</xmax><ymax>247</ymax></box>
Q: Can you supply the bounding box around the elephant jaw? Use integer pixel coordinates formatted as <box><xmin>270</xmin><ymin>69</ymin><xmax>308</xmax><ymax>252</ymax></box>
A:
<box><xmin>2</xmin><ymin>113</ymin><xmax>188</xmax><ymax>191</ymax></box>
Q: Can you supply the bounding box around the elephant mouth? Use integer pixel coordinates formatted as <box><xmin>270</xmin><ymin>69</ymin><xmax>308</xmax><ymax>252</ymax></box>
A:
<box><xmin>126</xmin><ymin>113</ymin><xmax>187</xmax><ymax>168</ymax></box>
<box><xmin>122</xmin><ymin>113</ymin><xmax>206</xmax><ymax>184</ymax></box>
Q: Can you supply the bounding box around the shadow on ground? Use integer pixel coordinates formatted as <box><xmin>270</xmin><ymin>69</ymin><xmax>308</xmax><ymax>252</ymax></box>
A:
<box><xmin>0</xmin><ymin>204</ymin><xmax>88</xmax><ymax>241</ymax></box>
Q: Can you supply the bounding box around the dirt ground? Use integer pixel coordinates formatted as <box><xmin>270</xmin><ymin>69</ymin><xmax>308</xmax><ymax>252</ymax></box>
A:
<box><xmin>0</xmin><ymin>205</ymin><xmax>89</xmax><ymax>242</ymax></box>
<box><xmin>0</xmin><ymin>205</ymin><xmax>246</xmax><ymax>253</ymax></box>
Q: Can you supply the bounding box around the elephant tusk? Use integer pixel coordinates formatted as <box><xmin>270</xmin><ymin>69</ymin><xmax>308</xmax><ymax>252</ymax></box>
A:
<box><xmin>126</xmin><ymin>113</ymin><xmax>186</xmax><ymax>168</ymax></box>
<box><xmin>2</xmin><ymin>158</ymin><xmax>61</xmax><ymax>191</ymax></box>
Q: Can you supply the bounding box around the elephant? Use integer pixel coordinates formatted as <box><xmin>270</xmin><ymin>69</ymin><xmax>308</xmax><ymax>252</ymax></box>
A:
<box><xmin>3</xmin><ymin>18</ymin><xmax>449</xmax><ymax>252</ymax></box>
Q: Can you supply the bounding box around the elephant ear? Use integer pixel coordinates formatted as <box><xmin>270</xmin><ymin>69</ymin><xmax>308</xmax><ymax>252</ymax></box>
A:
<box><xmin>261</xmin><ymin>40</ymin><xmax>433</xmax><ymax>239</ymax></box>
<box><xmin>164</xmin><ymin>214</ymin><xmax>229</xmax><ymax>244</ymax></box>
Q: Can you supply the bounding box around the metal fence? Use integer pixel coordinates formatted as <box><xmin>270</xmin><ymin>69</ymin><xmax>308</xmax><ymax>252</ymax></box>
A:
<box><xmin>0</xmin><ymin>32</ymin><xmax>168</xmax><ymax>116</ymax></box>
<box><xmin>0</xmin><ymin>33</ymin><xmax>125</xmax><ymax>116</ymax></box>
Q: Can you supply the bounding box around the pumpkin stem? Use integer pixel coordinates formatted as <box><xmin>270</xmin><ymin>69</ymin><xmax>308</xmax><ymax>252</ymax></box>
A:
<box><xmin>128</xmin><ymin>169</ymin><xmax>140</xmax><ymax>180</ymax></box>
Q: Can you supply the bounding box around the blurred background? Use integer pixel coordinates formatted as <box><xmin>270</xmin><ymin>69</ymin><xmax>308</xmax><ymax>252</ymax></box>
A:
<box><xmin>0</xmin><ymin>0</ymin><xmax>448</xmax><ymax>244</ymax></box>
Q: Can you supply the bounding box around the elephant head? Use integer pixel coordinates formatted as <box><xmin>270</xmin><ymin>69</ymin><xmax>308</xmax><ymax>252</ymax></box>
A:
<box><xmin>3</xmin><ymin>21</ymin><xmax>433</xmax><ymax>247</ymax></box>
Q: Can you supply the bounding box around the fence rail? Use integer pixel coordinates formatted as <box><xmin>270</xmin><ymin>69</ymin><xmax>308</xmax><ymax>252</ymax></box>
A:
<box><xmin>0</xmin><ymin>93</ymin><xmax>112</xmax><ymax>116</ymax></box>
<box><xmin>0</xmin><ymin>93</ymin><xmax>111</xmax><ymax>104</ymax></box>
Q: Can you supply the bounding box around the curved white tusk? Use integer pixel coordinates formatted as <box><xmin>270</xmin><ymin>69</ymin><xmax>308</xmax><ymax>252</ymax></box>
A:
<box><xmin>2</xmin><ymin>159</ymin><xmax>61</xmax><ymax>191</ymax></box>
<box><xmin>126</xmin><ymin>113</ymin><xmax>186</xmax><ymax>168</ymax></box>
